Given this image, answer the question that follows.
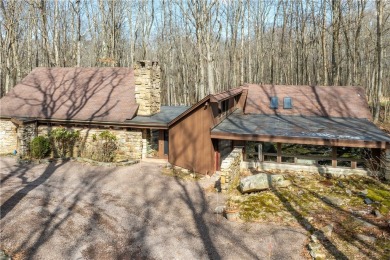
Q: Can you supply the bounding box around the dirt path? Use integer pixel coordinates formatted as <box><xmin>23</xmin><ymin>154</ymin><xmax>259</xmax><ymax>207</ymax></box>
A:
<box><xmin>0</xmin><ymin>157</ymin><xmax>307</xmax><ymax>259</ymax></box>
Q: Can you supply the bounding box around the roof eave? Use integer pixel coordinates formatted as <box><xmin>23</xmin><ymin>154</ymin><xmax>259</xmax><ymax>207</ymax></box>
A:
<box><xmin>209</xmin><ymin>87</ymin><xmax>243</xmax><ymax>103</ymax></box>
<box><xmin>0</xmin><ymin>116</ymin><xmax>168</xmax><ymax>129</ymax></box>
<box><xmin>168</xmin><ymin>95</ymin><xmax>212</xmax><ymax>127</ymax></box>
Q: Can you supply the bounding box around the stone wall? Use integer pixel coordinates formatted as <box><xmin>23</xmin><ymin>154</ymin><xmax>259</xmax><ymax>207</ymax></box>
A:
<box><xmin>134</xmin><ymin>60</ymin><xmax>161</xmax><ymax>116</ymax></box>
<box><xmin>38</xmin><ymin>125</ymin><xmax>143</xmax><ymax>160</ymax></box>
<box><xmin>0</xmin><ymin>119</ymin><xmax>18</xmax><ymax>154</ymax></box>
<box><xmin>220</xmin><ymin>147</ymin><xmax>243</xmax><ymax>192</ymax></box>
<box><xmin>385</xmin><ymin>148</ymin><xmax>390</xmax><ymax>181</ymax></box>
<box><xmin>241</xmin><ymin>161</ymin><xmax>370</xmax><ymax>177</ymax></box>
<box><xmin>18</xmin><ymin>123</ymin><xmax>37</xmax><ymax>156</ymax></box>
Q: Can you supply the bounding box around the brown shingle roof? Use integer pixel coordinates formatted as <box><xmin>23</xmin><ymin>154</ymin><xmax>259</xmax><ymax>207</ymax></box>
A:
<box><xmin>0</xmin><ymin>67</ymin><xmax>138</xmax><ymax>122</ymax></box>
<box><xmin>210</xmin><ymin>87</ymin><xmax>242</xmax><ymax>102</ymax></box>
<box><xmin>211</xmin><ymin>110</ymin><xmax>390</xmax><ymax>148</ymax></box>
<box><xmin>245</xmin><ymin>84</ymin><xmax>372</xmax><ymax>119</ymax></box>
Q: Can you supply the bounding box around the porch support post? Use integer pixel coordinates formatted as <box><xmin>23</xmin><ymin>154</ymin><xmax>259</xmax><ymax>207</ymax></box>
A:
<box><xmin>242</xmin><ymin>141</ymin><xmax>246</xmax><ymax>161</ymax></box>
<box><xmin>158</xmin><ymin>130</ymin><xmax>164</xmax><ymax>159</ymax></box>
<box><xmin>277</xmin><ymin>143</ymin><xmax>282</xmax><ymax>163</ymax></box>
<box><xmin>141</xmin><ymin>129</ymin><xmax>148</xmax><ymax>159</ymax></box>
<box><xmin>351</xmin><ymin>161</ymin><xmax>357</xmax><ymax>169</ymax></box>
<box><xmin>385</xmin><ymin>148</ymin><xmax>390</xmax><ymax>181</ymax></box>
<box><xmin>332</xmin><ymin>146</ymin><xmax>337</xmax><ymax>167</ymax></box>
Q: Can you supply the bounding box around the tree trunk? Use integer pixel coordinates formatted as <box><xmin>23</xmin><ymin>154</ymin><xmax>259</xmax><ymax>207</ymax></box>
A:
<box><xmin>374</xmin><ymin>0</ymin><xmax>383</xmax><ymax>122</ymax></box>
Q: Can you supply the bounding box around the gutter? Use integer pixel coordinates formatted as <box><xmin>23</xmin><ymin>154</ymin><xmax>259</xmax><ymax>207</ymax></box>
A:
<box><xmin>0</xmin><ymin>116</ymin><xmax>169</xmax><ymax>129</ymax></box>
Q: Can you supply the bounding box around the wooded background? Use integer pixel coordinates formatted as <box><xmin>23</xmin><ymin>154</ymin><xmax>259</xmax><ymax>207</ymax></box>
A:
<box><xmin>1</xmin><ymin>0</ymin><xmax>389</xmax><ymax>122</ymax></box>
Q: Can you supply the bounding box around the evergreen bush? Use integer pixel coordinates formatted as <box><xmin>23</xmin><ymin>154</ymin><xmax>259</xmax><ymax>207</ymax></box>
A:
<box><xmin>30</xmin><ymin>136</ymin><xmax>50</xmax><ymax>159</ymax></box>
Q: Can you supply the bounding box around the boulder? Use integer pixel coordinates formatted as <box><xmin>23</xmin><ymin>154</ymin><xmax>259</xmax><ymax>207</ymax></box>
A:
<box><xmin>364</xmin><ymin>198</ymin><xmax>373</xmax><ymax>205</ymax></box>
<box><xmin>0</xmin><ymin>250</ymin><xmax>11</xmax><ymax>260</ymax></box>
<box><xmin>372</xmin><ymin>209</ymin><xmax>383</xmax><ymax>218</ymax></box>
<box><xmin>308</xmin><ymin>242</ymin><xmax>321</xmax><ymax>251</ymax></box>
<box><xmin>214</xmin><ymin>206</ymin><xmax>226</xmax><ymax>214</ymax></box>
<box><xmin>310</xmin><ymin>234</ymin><xmax>319</xmax><ymax>243</ymax></box>
<box><xmin>359</xmin><ymin>189</ymin><xmax>368</xmax><ymax>196</ymax></box>
<box><xmin>239</xmin><ymin>173</ymin><xmax>291</xmax><ymax>193</ymax></box>
<box><xmin>356</xmin><ymin>234</ymin><xmax>376</xmax><ymax>243</ymax></box>
<box><xmin>321</xmin><ymin>223</ymin><xmax>334</xmax><ymax>237</ymax></box>
<box><xmin>353</xmin><ymin>217</ymin><xmax>375</xmax><ymax>228</ymax></box>
<box><xmin>323</xmin><ymin>196</ymin><xmax>345</xmax><ymax>207</ymax></box>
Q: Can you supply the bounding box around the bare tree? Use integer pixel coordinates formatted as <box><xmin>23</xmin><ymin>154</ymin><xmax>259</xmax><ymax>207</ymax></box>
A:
<box><xmin>374</xmin><ymin>0</ymin><xmax>383</xmax><ymax>122</ymax></box>
<box><xmin>1</xmin><ymin>0</ymin><xmax>389</xmax><ymax>122</ymax></box>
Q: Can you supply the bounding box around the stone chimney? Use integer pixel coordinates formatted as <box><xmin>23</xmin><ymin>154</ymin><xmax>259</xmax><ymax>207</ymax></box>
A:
<box><xmin>134</xmin><ymin>60</ymin><xmax>161</xmax><ymax>116</ymax></box>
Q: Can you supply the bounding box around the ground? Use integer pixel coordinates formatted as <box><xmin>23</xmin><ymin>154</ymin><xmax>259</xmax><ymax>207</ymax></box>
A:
<box><xmin>0</xmin><ymin>157</ymin><xmax>306</xmax><ymax>260</ymax></box>
<box><xmin>231</xmin><ymin>169</ymin><xmax>390</xmax><ymax>259</ymax></box>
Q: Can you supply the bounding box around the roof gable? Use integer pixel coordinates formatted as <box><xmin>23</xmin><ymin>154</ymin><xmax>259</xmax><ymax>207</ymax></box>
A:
<box><xmin>169</xmin><ymin>87</ymin><xmax>243</xmax><ymax>127</ymax></box>
<box><xmin>0</xmin><ymin>67</ymin><xmax>138</xmax><ymax>122</ymax></box>
<box><xmin>245</xmin><ymin>84</ymin><xmax>372</xmax><ymax>119</ymax></box>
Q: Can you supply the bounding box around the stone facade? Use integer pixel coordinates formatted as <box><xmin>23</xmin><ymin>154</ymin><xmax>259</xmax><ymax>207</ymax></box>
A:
<box><xmin>18</xmin><ymin>123</ymin><xmax>37</xmax><ymax>156</ymax></box>
<box><xmin>220</xmin><ymin>147</ymin><xmax>243</xmax><ymax>192</ymax></box>
<box><xmin>0</xmin><ymin>119</ymin><xmax>36</xmax><ymax>156</ymax></box>
<box><xmin>0</xmin><ymin>120</ymin><xmax>18</xmax><ymax>154</ymax></box>
<box><xmin>385</xmin><ymin>148</ymin><xmax>390</xmax><ymax>181</ymax></box>
<box><xmin>134</xmin><ymin>60</ymin><xmax>161</xmax><ymax>116</ymax></box>
<box><xmin>1</xmin><ymin>119</ymin><xmax>145</xmax><ymax>160</ymax></box>
<box><xmin>38</xmin><ymin>125</ymin><xmax>143</xmax><ymax>160</ymax></box>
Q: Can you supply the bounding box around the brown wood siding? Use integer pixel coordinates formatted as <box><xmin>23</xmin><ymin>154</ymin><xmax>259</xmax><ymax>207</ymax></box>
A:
<box><xmin>169</xmin><ymin>103</ymin><xmax>215</xmax><ymax>175</ymax></box>
<box><xmin>158</xmin><ymin>130</ymin><xmax>167</xmax><ymax>159</ymax></box>
<box><xmin>238</xmin><ymin>88</ymin><xmax>248</xmax><ymax>110</ymax></box>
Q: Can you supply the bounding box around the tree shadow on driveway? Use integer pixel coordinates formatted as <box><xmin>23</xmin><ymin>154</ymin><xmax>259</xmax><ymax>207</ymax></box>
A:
<box><xmin>1</xmin><ymin>160</ymin><xmax>66</xmax><ymax>220</ymax></box>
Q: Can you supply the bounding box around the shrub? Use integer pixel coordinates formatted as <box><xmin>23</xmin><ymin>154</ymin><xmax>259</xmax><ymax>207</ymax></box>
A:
<box><xmin>99</xmin><ymin>130</ymin><xmax>117</xmax><ymax>142</ymax></box>
<box><xmin>30</xmin><ymin>136</ymin><xmax>50</xmax><ymax>159</ymax></box>
<box><xmin>50</xmin><ymin>127</ymin><xmax>80</xmax><ymax>157</ymax></box>
<box><xmin>82</xmin><ymin>130</ymin><xmax>118</xmax><ymax>162</ymax></box>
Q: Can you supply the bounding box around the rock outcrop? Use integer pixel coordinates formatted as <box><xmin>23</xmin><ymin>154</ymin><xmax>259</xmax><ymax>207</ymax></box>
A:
<box><xmin>239</xmin><ymin>173</ymin><xmax>291</xmax><ymax>193</ymax></box>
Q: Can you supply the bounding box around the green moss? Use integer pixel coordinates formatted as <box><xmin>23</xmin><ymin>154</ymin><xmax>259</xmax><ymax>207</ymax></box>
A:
<box><xmin>366</xmin><ymin>188</ymin><xmax>390</xmax><ymax>215</ymax></box>
<box><xmin>239</xmin><ymin>192</ymin><xmax>283</xmax><ymax>222</ymax></box>
<box><xmin>376</xmin><ymin>238</ymin><xmax>390</xmax><ymax>259</ymax></box>
<box><xmin>379</xmin><ymin>205</ymin><xmax>390</xmax><ymax>214</ymax></box>
<box><xmin>367</xmin><ymin>188</ymin><xmax>390</xmax><ymax>207</ymax></box>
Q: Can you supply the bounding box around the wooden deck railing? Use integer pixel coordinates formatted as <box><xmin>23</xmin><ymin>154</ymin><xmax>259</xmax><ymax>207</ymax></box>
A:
<box><xmin>246</xmin><ymin>152</ymin><xmax>365</xmax><ymax>169</ymax></box>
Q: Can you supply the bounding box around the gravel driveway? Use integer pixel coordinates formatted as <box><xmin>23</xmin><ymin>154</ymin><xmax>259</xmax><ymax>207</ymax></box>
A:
<box><xmin>0</xmin><ymin>157</ymin><xmax>307</xmax><ymax>259</ymax></box>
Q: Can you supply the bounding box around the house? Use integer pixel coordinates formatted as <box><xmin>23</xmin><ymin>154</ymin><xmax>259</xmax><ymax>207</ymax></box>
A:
<box><xmin>0</xmin><ymin>61</ymin><xmax>389</xmax><ymax>179</ymax></box>
<box><xmin>0</xmin><ymin>61</ymin><xmax>187</xmax><ymax>160</ymax></box>
<box><xmin>168</xmin><ymin>84</ymin><xmax>390</xmax><ymax>179</ymax></box>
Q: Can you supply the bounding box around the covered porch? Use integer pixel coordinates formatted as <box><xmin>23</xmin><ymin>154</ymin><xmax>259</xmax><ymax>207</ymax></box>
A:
<box><xmin>211</xmin><ymin>110</ymin><xmax>390</xmax><ymax>177</ymax></box>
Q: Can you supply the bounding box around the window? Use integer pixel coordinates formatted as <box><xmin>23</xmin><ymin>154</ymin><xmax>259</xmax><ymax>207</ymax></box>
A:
<box><xmin>284</xmin><ymin>97</ymin><xmax>292</xmax><ymax>109</ymax></box>
<box><xmin>223</xmin><ymin>100</ymin><xmax>229</xmax><ymax>113</ymax></box>
<box><xmin>270</xmin><ymin>97</ymin><xmax>278</xmax><ymax>109</ymax></box>
<box><xmin>219</xmin><ymin>100</ymin><xmax>229</xmax><ymax>117</ymax></box>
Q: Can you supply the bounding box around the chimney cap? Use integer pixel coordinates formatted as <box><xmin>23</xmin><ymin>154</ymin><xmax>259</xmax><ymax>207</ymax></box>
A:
<box><xmin>136</xmin><ymin>60</ymin><xmax>159</xmax><ymax>68</ymax></box>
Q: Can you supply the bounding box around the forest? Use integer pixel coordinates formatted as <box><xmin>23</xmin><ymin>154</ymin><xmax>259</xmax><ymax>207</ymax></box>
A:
<box><xmin>0</xmin><ymin>0</ymin><xmax>389</xmax><ymax>122</ymax></box>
